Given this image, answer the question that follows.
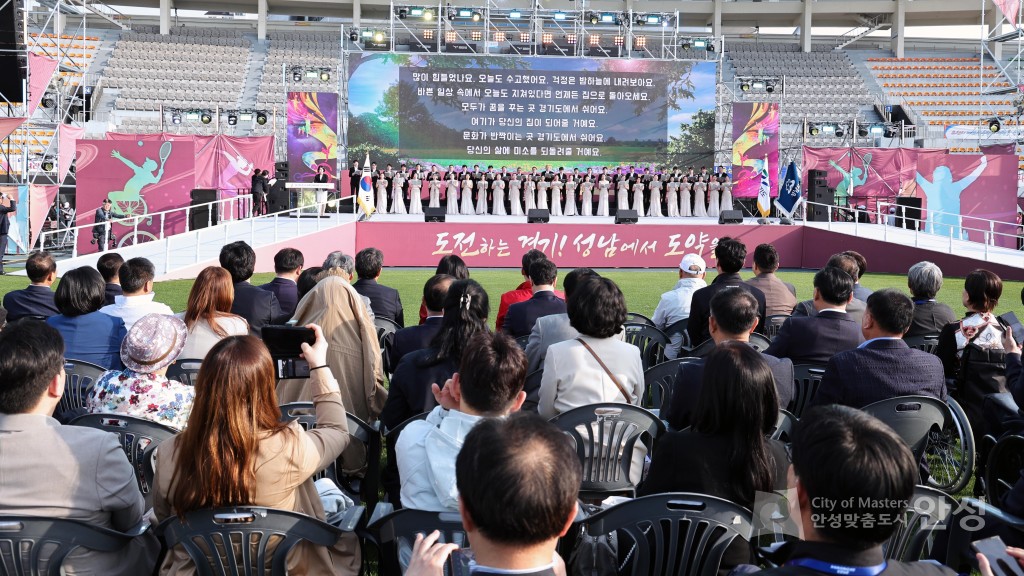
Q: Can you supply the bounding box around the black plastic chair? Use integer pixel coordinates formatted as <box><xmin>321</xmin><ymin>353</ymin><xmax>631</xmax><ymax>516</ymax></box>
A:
<box><xmin>165</xmin><ymin>358</ymin><xmax>202</xmax><ymax>386</ymax></box>
<box><xmin>55</xmin><ymin>359</ymin><xmax>106</xmax><ymax>423</ymax></box>
<box><xmin>515</xmin><ymin>334</ymin><xmax>530</xmax><ymax>350</ymax></box>
<box><xmin>157</xmin><ymin>506</ymin><xmax>362</xmax><ymax>576</ymax></box>
<box><xmin>861</xmin><ymin>395</ymin><xmax>947</xmax><ymax>462</ymax></box>
<box><xmin>747</xmin><ymin>333</ymin><xmax>772</xmax><ymax>352</ymax></box>
<box><xmin>374</xmin><ymin>317</ymin><xmax>401</xmax><ymax>371</ymax></box>
<box><xmin>883</xmin><ymin>485</ymin><xmax>957</xmax><ymax>562</ymax></box>
<box><xmin>549</xmin><ymin>403</ymin><xmax>665</xmax><ymax>498</ymax></box>
<box><xmin>924</xmin><ymin>397</ymin><xmax>976</xmax><ymax>495</ymax></box>
<box><xmin>663</xmin><ymin>318</ymin><xmax>690</xmax><ymax>357</ymax></box>
<box><xmin>905</xmin><ymin>334</ymin><xmax>941</xmax><ymax>355</ymax></box>
<box><xmin>788</xmin><ymin>364</ymin><xmax>826</xmax><ymax>419</ymax></box>
<box><xmin>69</xmin><ymin>413</ymin><xmax>178</xmax><ymax>510</ymax></box>
<box><xmin>764</xmin><ymin>315</ymin><xmax>790</xmax><ymax>341</ymax></box>
<box><xmin>946</xmin><ymin>498</ymin><xmax>1023</xmax><ymax>572</ymax></box>
<box><xmin>523</xmin><ymin>368</ymin><xmax>543</xmax><ymax>413</ymax></box>
<box><xmin>367</xmin><ymin>504</ymin><xmax>467</xmax><ymax>575</ymax></box>
<box><xmin>642</xmin><ymin>358</ymin><xmax>701</xmax><ymax>413</ymax></box>
<box><xmin>623</xmin><ymin>323</ymin><xmax>670</xmax><ymax>370</ymax></box>
<box><xmin>687</xmin><ymin>338</ymin><xmax>715</xmax><ymax>358</ymax></box>
<box><xmin>573</xmin><ymin>493</ymin><xmax>753</xmax><ymax>576</ymax></box>
<box><xmin>986</xmin><ymin>434</ymin><xmax>1024</xmax><ymax>507</ymax></box>
<box><xmin>0</xmin><ymin>516</ymin><xmax>149</xmax><ymax>576</ymax></box>
<box><xmin>769</xmin><ymin>410</ymin><xmax>798</xmax><ymax>442</ymax></box>
<box><xmin>279</xmin><ymin>402</ymin><xmax>382</xmax><ymax>509</ymax></box>
<box><xmin>626</xmin><ymin>312</ymin><xmax>656</xmax><ymax>327</ymax></box>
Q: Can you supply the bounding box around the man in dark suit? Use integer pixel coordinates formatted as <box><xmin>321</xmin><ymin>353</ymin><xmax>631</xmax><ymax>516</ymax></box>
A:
<box><xmin>765</xmin><ymin>266</ymin><xmax>864</xmax><ymax>365</ymax></box>
<box><xmin>220</xmin><ymin>241</ymin><xmax>285</xmax><ymax>338</ymax></box>
<box><xmin>813</xmin><ymin>289</ymin><xmax>946</xmax><ymax>409</ymax></box>
<box><xmin>0</xmin><ymin>190</ymin><xmax>15</xmax><ymax>274</ymax></box>
<box><xmin>755</xmin><ymin>405</ymin><xmax>955</xmax><ymax>576</ymax></box>
<box><xmin>96</xmin><ymin>252</ymin><xmax>124</xmax><ymax>306</ymax></box>
<box><xmin>791</xmin><ymin>253</ymin><xmax>866</xmax><ymax>325</ymax></box>
<box><xmin>386</xmin><ymin>274</ymin><xmax>452</xmax><ymax>374</ymax></box>
<box><xmin>502</xmin><ymin>259</ymin><xmax>566</xmax><ymax>339</ymax></box>
<box><xmin>3</xmin><ymin>251</ymin><xmax>59</xmax><ymax>321</ymax></box>
<box><xmin>352</xmin><ymin>247</ymin><xmax>404</xmax><ymax>327</ymax></box>
<box><xmin>905</xmin><ymin>260</ymin><xmax>957</xmax><ymax>338</ymax></box>
<box><xmin>92</xmin><ymin>198</ymin><xmax>124</xmax><ymax>253</ymax></box>
<box><xmin>687</xmin><ymin>237</ymin><xmax>766</xmax><ymax>347</ymax></box>
<box><xmin>664</xmin><ymin>287</ymin><xmax>794</xmax><ymax>431</ymax></box>
<box><xmin>259</xmin><ymin>248</ymin><xmax>303</xmax><ymax>318</ymax></box>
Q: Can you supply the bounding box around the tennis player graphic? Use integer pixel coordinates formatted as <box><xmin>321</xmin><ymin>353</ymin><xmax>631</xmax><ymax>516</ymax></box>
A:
<box><xmin>107</xmin><ymin>140</ymin><xmax>171</xmax><ymax>226</ymax></box>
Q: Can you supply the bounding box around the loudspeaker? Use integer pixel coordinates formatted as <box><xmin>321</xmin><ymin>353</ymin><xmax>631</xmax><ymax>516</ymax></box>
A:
<box><xmin>267</xmin><ymin>180</ymin><xmax>288</xmax><ymax>212</ymax></box>
<box><xmin>807</xmin><ymin>185</ymin><xmax>833</xmax><ymax>222</ymax></box>
<box><xmin>0</xmin><ymin>0</ymin><xmax>25</xmax><ymax>103</ymax></box>
<box><xmin>275</xmin><ymin>161</ymin><xmax>289</xmax><ymax>174</ymax></box>
<box><xmin>189</xmin><ymin>189</ymin><xmax>219</xmax><ymax>230</ymax></box>
<box><xmin>527</xmin><ymin>209</ymin><xmax>550</xmax><ymax>223</ymax></box>
<box><xmin>807</xmin><ymin>169</ymin><xmax>827</xmax><ymax>180</ymax></box>
<box><xmin>424</xmin><ymin>207</ymin><xmax>446</xmax><ymax>222</ymax></box>
<box><xmin>614</xmin><ymin>209</ymin><xmax>639</xmax><ymax>224</ymax></box>
<box><xmin>718</xmin><ymin>210</ymin><xmax>743</xmax><ymax>224</ymax></box>
<box><xmin>894</xmin><ymin>197</ymin><xmax>922</xmax><ymax>230</ymax></box>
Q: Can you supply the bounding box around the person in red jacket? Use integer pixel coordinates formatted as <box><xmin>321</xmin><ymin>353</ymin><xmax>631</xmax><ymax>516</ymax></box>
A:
<box><xmin>495</xmin><ymin>249</ymin><xmax>564</xmax><ymax>331</ymax></box>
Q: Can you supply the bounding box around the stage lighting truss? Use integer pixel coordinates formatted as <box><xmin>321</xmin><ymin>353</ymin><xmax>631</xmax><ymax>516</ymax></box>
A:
<box><xmin>734</xmin><ymin>76</ymin><xmax>783</xmax><ymax>98</ymax></box>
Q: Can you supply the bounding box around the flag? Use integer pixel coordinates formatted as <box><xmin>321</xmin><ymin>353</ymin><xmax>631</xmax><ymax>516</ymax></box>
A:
<box><xmin>356</xmin><ymin>153</ymin><xmax>375</xmax><ymax>217</ymax></box>
<box><xmin>756</xmin><ymin>155</ymin><xmax>771</xmax><ymax>218</ymax></box>
<box><xmin>775</xmin><ymin>161</ymin><xmax>802</xmax><ymax>218</ymax></box>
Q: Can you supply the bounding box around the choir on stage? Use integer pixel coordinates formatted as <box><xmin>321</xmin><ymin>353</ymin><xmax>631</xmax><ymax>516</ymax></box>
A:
<box><xmin>352</xmin><ymin>162</ymin><xmax>734</xmax><ymax>218</ymax></box>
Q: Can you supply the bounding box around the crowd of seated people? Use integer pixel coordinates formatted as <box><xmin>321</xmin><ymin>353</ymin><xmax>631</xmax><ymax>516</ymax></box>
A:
<box><xmin>2</xmin><ymin>238</ymin><xmax>1024</xmax><ymax>576</ymax></box>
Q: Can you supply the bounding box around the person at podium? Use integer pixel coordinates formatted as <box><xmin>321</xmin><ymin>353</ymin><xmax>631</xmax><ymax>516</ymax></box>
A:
<box><xmin>313</xmin><ymin>165</ymin><xmax>330</xmax><ymax>216</ymax></box>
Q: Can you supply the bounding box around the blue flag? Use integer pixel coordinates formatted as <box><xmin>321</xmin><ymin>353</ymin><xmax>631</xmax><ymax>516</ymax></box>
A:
<box><xmin>775</xmin><ymin>161</ymin><xmax>802</xmax><ymax>218</ymax></box>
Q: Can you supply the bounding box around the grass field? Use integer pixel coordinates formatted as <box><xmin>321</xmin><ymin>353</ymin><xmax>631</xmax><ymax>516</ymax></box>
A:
<box><xmin>3</xmin><ymin>267</ymin><xmax>1021</xmax><ymax>326</ymax></box>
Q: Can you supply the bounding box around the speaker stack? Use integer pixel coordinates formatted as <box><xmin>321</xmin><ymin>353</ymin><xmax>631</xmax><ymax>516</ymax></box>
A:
<box><xmin>806</xmin><ymin>169</ymin><xmax>832</xmax><ymax>222</ymax></box>
<box><xmin>189</xmin><ymin>189</ymin><xmax>219</xmax><ymax>230</ymax></box>
<box><xmin>0</xmin><ymin>0</ymin><xmax>25</xmax><ymax>103</ymax></box>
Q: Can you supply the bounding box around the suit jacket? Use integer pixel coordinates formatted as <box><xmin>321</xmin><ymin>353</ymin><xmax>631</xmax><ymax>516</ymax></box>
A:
<box><xmin>525</xmin><ymin>313</ymin><xmax>579</xmax><ymax>374</ymax></box>
<box><xmin>813</xmin><ymin>338</ymin><xmax>946</xmax><ymax>409</ymax></box>
<box><xmin>905</xmin><ymin>300</ymin><xmax>957</xmax><ymax>339</ymax></box>
<box><xmin>663</xmin><ymin>347</ymin><xmax>794</xmax><ymax>430</ymax></box>
<box><xmin>231</xmin><ymin>281</ymin><xmax>285</xmax><ymax>338</ymax></box>
<box><xmin>758</xmin><ymin>541</ymin><xmax>955</xmax><ymax>576</ymax></box>
<box><xmin>48</xmin><ymin>311</ymin><xmax>127</xmax><ymax>370</ymax></box>
<box><xmin>3</xmin><ymin>284</ymin><xmax>58</xmax><ymax>321</ymax></box>
<box><xmin>853</xmin><ymin>283</ymin><xmax>873</xmax><ymax>302</ymax></box>
<box><xmin>764</xmin><ymin>310</ymin><xmax>864</xmax><ymax>365</ymax></box>
<box><xmin>745</xmin><ymin>273</ymin><xmax>797</xmax><ymax>317</ymax></box>
<box><xmin>104</xmin><ymin>282</ymin><xmax>123</xmax><ymax>306</ymax></box>
<box><xmin>502</xmin><ymin>291</ymin><xmax>567</xmax><ymax>338</ymax></box>
<box><xmin>0</xmin><ymin>413</ymin><xmax>158</xmax><ymax>575</ymax></box>
<box><xmin>0</xmin><ymin>200</ymin><xmax>15</xmax><ymax>235</ymax></box>
<box><xmin>380</xmin><ymin>348</ymin><xmax>457</xmax><ymax>430</ymax></box>
<box><xmin>386</xmin><ymin>316</ymin><xmax>443</xmax><ymax>374</ymax></box>
<box><xmin>259</xmin><ymin>277</ymin><xmax>299</xmax><ymax>319</ymax></box>
<box><xmin>792</xmin><ymin>298</ymin><xmax>866</xmax><ymax>326</ymax></box>
<box><xmin>353</xmin><ymin>278</ymin><xmax>404</xmax><ymax>327</ymax></box>
<box><xmin>687</xmin><ymin>273</ymin><xmax>767</xmax><ymax>347</ymax></box>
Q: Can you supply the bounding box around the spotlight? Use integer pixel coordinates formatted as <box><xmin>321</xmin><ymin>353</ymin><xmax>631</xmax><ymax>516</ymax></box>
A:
<box><xmin>305</xmin><ymin>68</ymin><xmax>318</xmax><ymax>79</ymax></box>
<box><xmin>645</xmin><ymin>14</ymin><xmax>661</xmax><ymax>25</ymax></box>
<box><xmin>398</xmin><ymin>8</ymin><xmax>408</xmax><ymax>19</ymax></box>
<box><xmin>458</xmin><ymin>8</ymin><xmax>472</xmax><ymax>18</ymax></box>
<box><xmin>409</xmin><ymin>7</ymin><xmax>424</xmax><ymax>16</ymax></box>
<box><xmin>171</xmin><ymin>111</ymin><xmax>181</xmax><ymax>124</ymax></box>
<box><xmin>471</xmin><ymin>11</ymin><xmax>481</xmax><ymax>21</ymax></box>
<box><xmin>374</xmin><ymin>30</ymin><xmax>386</xmax><ymax>42</ymax></box>
<box><xmin>471</xmin><ymin>30</ymin><xmax>482</xmax><ymax>41</ymax></box>
<box><xmin>492</xmin><ymin>31</ymin><xmax>505</xmax><ymax>42</ymax></box>
<box><xmin>349</xmin><ymin>29</ymin><xmax>359</xmax><ymax>41</ymax></box>
<box><xmin>185</xmin><ymin>111</ymin><xmax>200</xmax><ymax>122</ymax></box>
<box><xmin>883</xmin><ymin>125</ymin><xmax>896</xmax><ymax>138</ymax></box>
<box><xmin>292</xmin><ymin>67</ymin><xmax>302</xmax><ymax>82</ymax></box>
<box><xmin>613</xmin><ymin>35</ymin><xmax>624</xmax><ymax>46</ymax></box>
<box><xmin>519</xmin><ymin>32</ymin><xmax>530</xmax><ymax>42</ymax></box>
<box><xmin>835</xmin><ymin>125</ymin><xmax>845</xmax><ymax>138</ymax></box>
<box><xmin>424</xmin><ymin>29</ymin><xmax>435</xmax><ymax>39</ymax></box>
<box><xmin>509</xmin><ymin>9</ymin><xmax>521</xmax><ymax>18</ymax></box>
<box><xmin>740</xmin><ymin>82</ymin><xmax>750</xmax><ymax>92</ymax></box>
<box><xmin>41</xmin><ymin>96</ymin><xmax>55</xmax><ymax>108</ymax></box>
<box><xmin>752</xmin><ymin>80</ymin><xmax>765</xmax><ymax>90</ymax></box>
<box><xmin>633</xmin><ymin>35</ymin><xmax>646</xmax><ymax>49</ymax></box>
<box><xmin>821</xmin><ymin>123</ymin><xmax>836</xmax><ymax>135</ymax></box>
<box><xmin>362</xmin><ymin>30</ymin><xmax>373</xmax><ymax>38</ymax></box>
<box><xmin>765</xmin><ymin>81</ymin><xmax>776</xmax><ymax>93</ymax></box>
<box><xmin>870</xmin><ymin>125</ymin><xmax>884</xmax><ymax>136</ymax></box>
<box><xmin>600</xmin><ymin>13</ymin><xmax>615</xmax><ymax>23</ymax></box>
<box><xmin>201</xmin><ymin>112</ymin><xmax>212</xmax><ymax>125</ymax></box>
<box><xmin>41</xmin><ymin>159</ymin><xmax>54</xmax><ymax>171</ymax></box>
<box><xmin>423</xmin><ymin>9</ymin><xmax>433</xmax><ymax>20</ymax></box>
<box><xmin>256</xmin><ymin>111</ymin><xmax>268</xmax><ymax>125</ymax></box>
<box><xmin>240</xmin><ymin>112</ymin><xmax>253</xmax><ymax>122</ymax></box>
<box><xmin>989</xmin><ymin>118</ymin><xmax>1001</xmax><ymax>133</ymax></box>
<box><xmin>635</xmin><ymin>14</ymin><xmax>646</xmax><ymax>25</ymax></box>
<box><xmin>692</xmin><ymin>38</ymin><xmax>707</xmax><ymax>50</ymax></box>
<box><xmin>589</xmin><ymin>34</ymin><xmax>600</xmax><ymax>46</ymax></box>
<box><xmin>590</xmin><ymin>13</ymin><xmax>599</xmax><ymax>25</ymax></box>
<box><xmin>445</xmin><ymin>30</ymin><xmax>457</xmax><ymax>42</ymax></box>
<box><xmin>857</xmin><ymin>125</ymin><xmax>869</xmax><ymax>137</ymax></box>
<box><xmin>553</xmin><ymin>11</ymin><xmax>565</xmax><ymax>20</ymax></box>
<box><xmin>680</xmin><ymin>39</ymin><xmax>690</xmax><ymax>50</ymax></box>
<box><xmin>542</xmin><ymin>32</ymin><xmax>553</xmax><ymax>44</ymax></box>
<box><xmin>808</xmin><ymin>124</ymin><xmax>820</xmax><ymax>136</ymax></box>
<box><xmin>566</xmin><ymin>34</ymin><xmax>577</xmax><ymax>44</ymax></box>
<box><xmin>320</xmin><ymin>68</ymin><xmax>330</xmax><ymax>81</ymax></box>
<box><xmin>227</xmin><ymin>113</ymin><xmax>238</xmax><ymax>126</ymax></box>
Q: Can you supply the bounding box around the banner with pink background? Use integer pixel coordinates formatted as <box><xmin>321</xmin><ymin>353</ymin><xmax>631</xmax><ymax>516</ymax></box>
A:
<box><xmin>27</xmin><ymin>53</ymin><xmax>58</xmax><ymax>116</ymax></box>
<box><xmin>732</xmin><ymin>102</ymin><xmax>780</xmax><ymax>198</ymax></box>
<box><xmin>29</xmin><ymin>184</ymin><xmax>59</xmax><ymax>247</ymax></box>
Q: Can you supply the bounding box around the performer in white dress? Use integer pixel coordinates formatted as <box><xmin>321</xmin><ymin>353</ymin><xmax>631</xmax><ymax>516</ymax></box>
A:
<box><xmin>375</xmin><ymin>174</ymin><xmax>389</xmax><ymax>215</ymax></box>
<box><xmin>460</xmin><ymin>174</ymin><xmax>475</xmax><ymax>215</ymax></box>
<box><xmin>692</xmin><ymin>179</ymin><xmax>708</xmax><ymax>218</ymax></box>
<box><xmin>580</xmin><ymin>177</ymin><xmax>594</xmax><ymax>217</ymax></box>
<box><xmin>549</xmin><ymin>177</ymin><xmax>564</xmax><ymax>216</ymax></box>
<box><xmin>631</xmin><ymin>180</ymin><xmax>645</xmax><ymax>214</ymax></box>
<box><xmin>536</xmin><ymin>178</ymin><xmax>550</xmax><ymax>211</ymax></box>
<box><xmin>475</xmin><ymin>177</ymin><xmax>489</xmax><ymax>215</ymax></box>
<box><xmin>595</xmin><ymin>175</ymin><xmax>610</xmax><ymax>217</ymax></box>
<box><xmin>707</xmin><ymin>178</ymin><xmax>721</xmax><ymax>218</ymax></box>
<box><xmin>647</xmin><ymin>175</ymin><xmax>664</xmax><ymax>218</ymax></box>
<box><xmin>428</xmin><ymin>176</ymin><xmax>441</xmax><ymax>209</ymax></box>
<box><xmin>391</xmin><ymin>174</ymin><xmax>408</xmax><ymax>214</ymax></box>
<box><xmin>408</xmin><ymin>175</ymin><xmax>424</xmax><ymax>214</ymax></box>
<box><xmin>508</xmin><ymin>176</ymin><xmax>523</xmax><ymax>216</ymax></box>
<box><xmin>665</xmin><ymin>177</ymin><xmax>680</xmax><ymax>218</ymax></box>
<box><xmin>523</xmin><ymin>176</ymin><xmax>537</xmax><ymax>212</ymax></box>
<box><xmin>720</xmin><ymin>176</ymin><xmax>735</xmax><ymax>212</ymax></box>
<box><xmin>445</xmin><ymin>175</ymin><xmax>460</xmax><ymax>214</ymax></box>
<box><xmin>492</xmin><ymin>177</ymin><xmax>507</xmax><ymax>215</ymax></box>
<box><xmin>563</xmin><ymin>176</ymin><xmax>577</xmax><ymax>216</ymax></box>
<box><xmin>616</xmin><ymin>178</ymin><xmax>630</xmax><ymax>212</ymax></box>
<box><xmin>680</xmin><ymin>180</ymin><xmax>692</xmax><ymax>217</ymax></box>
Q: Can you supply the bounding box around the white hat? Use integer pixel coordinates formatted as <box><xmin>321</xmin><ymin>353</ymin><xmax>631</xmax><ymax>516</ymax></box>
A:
<box><xmin>679</xmin><ymin>254</ymin><xmax>706</xmax><ymax>274</ymax></box>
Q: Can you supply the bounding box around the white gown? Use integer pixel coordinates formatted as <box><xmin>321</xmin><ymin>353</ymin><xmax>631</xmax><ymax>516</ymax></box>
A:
<box><xmin>475</xmin><ymin>180</ymin><xmax>489</xmax><ymax>215</ymax></box>
<box><xmin>631</xmin><ymin>182</ymin><xmax>645</xmax><ymax>214</ymax></box>
<box><xmin>680</xmin><ymin>182</ymin><xmax>692</xmax><ymax>217</ymax></box>
<box><xmin>581</xmin><ymin>182</ymin><xmax>594</xmax><ymax>216</ymax></box>
<box><xmin>509</xmin><ymin>178</ymin><xmax>523</xmax><ymax>216</ymax></box>
<box><xmin>616</xmin><ymin>181</ymin><xmax>630</xmax><ymax>212</ymax></box>
<box><xmin>692</xmin><ymin>182</ymin><xmax>708</xmax><ymax>218</ymax></box>
<box><xmin>666</xmin><ymin>182</ymin><xmax>680</xmax><ymax>217</ymax></box>
<box><xmin>492</xmin><ymin>180</ymin><xmax>507</xmax><ymax>215</ymax></box>
<box><xmin>460</xmin><ymin>180</ymin><xmax>475</xmax><ymax>215</ymax></box>
<box><xmin>597</xmin><ymin>180</ymin><xmax>610</xmax><ymax>216</ymax></box>
<box><xmin>647</xmin><ymin>180</ymin><xmax>663</xmax><ymax>217</ymax></box>
<box><xmin>375</xmin><ymin>179</ymin><xmax>389</xmax><ymax>215</ymax></box>
<box><xmin>428</xmin><ymin>180</ymin><xmax>441</xmax><ymax>209</ymax></box>
<box><xmin>391</xmin><ymin>177</ymin><xmax>407</xmax><ymax>214</ymax></box>
<box><xmin>446</xmin><ymin>179</ymin><xmax>460</xmax><ymax>214</ymax></box>
<box><xmin>523</xmin><ymin>179</ymin><xmax>537</xmax><ymax>212</ymax></box>
<box><xmin>707</xmin><ymin>181</ymin><xmax>721</xmax><ymax>218</ymax></box>
<box><xmin>408</xmin><ymin>178</ymin><xmax>423</xmax><ymax>214</ymax></box>
<box><xmin>563</xmin><ymin>181</ymin><xmax>577</xmax><ymax>216</ymax></box>
<box><xmin>536</xmin><ymin>181</ymin><xmax>549</xmax><ymax>211</ymax></box>
<box><xmin>721</xmin><ymin>181</ymin><xmax>735</xmax><ymax>212</ymax></box>
<box><xmin>549</xmin><ymin>181</ymin><xmax>563</xmax><ymax>216</ymax></box>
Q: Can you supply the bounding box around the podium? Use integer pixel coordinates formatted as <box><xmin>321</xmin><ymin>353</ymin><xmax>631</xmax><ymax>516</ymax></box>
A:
<box><xmin>285</xmin><ymin>182</ymin><xmax>334</xmax><ymax>216</ymax></box>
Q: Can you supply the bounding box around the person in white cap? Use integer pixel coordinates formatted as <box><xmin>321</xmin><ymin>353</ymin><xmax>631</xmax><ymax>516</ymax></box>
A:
<box><xmin>652</xmin><ymin>253</ymin><xmax>707</xmax><ymax>359</ymax></box>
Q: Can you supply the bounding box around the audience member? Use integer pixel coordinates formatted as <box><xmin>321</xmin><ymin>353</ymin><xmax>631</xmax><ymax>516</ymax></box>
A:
<box><xmin>153</xmin><ymin>327</ymin><xmax>359</xmax><ymax>575</ymax></box>
<box><xmin>0</xmin><ymin>321</ymin><xmax>158</xmax><ymax>575</ymax></box>
<box><xmin>387</xmin><ymin>274</ymin><xmax>453</xmax><ymax>374</ymax></box>
<box><xmin>905</xmin><ymin>261</ymin><xmax>957</xmax><ymax>338</ymax></box>
<box><xmin>792</xmin><ymin>253</ymin><xmax>867</xmax><ymax>324</ymax></box>
<box><xmin>664</xmin><ymin>288</ymin><xmax>794</xmax><ymax>430</ymax></box>
<box><xmin>297</xmin><ymin>265</ymin><xmax>323</xmax><ymax>301</ymax></box>
<box><xmin>99</xmin><ymin>256</ymin><xmax>174</xmax><ymax>330</ymax></box>
<box><xmin>259</xmin><ymin>247</ymin><xmax>303</xmax><ymax>318</ymax></box>
<box><xmin>651</xmin><ymin>253</ymin><xmax>707</xmax><ymax>359</ymax></box>
<box><xmin>746</xmin><ymin>243</ymin><xmax>797</xmax><ymax>317</ymax></box>
<box><xmin>525</xmin><ymin>267</ymin><xmax>601</xmax><ymax>374</ymax></box>
<box><xmin>3</xmin><ymin>250</ymin><xmax>59</xmax><ymax>321</ymax></box>
<box><xmin>1005</xmin><ymin>289</ymin><xmax>1024</xmax><ymax>408</ymax></box>
<box><xmin>353</xmin><ymin>247</ymin><xmax>404</xmax><ymax>326</ymax></box>
<box><xmin>397</xmin><ymin>331</ymin><xmax>527</xmax><ymax>511</ymax></box>
<box><xmin>687</xmin><ymin>238</ymin><xmax>767</xmax><ymax>346</ymax></box>
<box><xmin>285</xmin><ymin>275</ymin><xmax>387</xmax><ymax>425</ymax></box>
<box><xmin>756</xmin><ymin>405</ymin><xmax>955</xmax><ymax>576</ymax></box>
<box><xmin>814</xmin><ymin>288</ymin><xmax>946</xmax><ymax>408</ymax></box>
<box><xmin>642</xmin><ymin>342</ymin><xmax>788</xmax><ymax>571</ymax></box>
<box><xmin>496</xmin><ymin>249</ymin><xmax>564</xmax><ymax>331</ymax></box>
<box><xmin>418</xmin><ymin>255</ymin><xmax>469</xmax><ymax>324</ymax></box>
<box><xmin>406</xmin><ymin>413</ymin><xmax>581</xmax><ymax>576</ymax></box>
<box><xmin>86</xmin><ymin>313</ymin><xmax>194</xmax><ymax>429</ymax></box>
<box><xmin>96</xmin><ymin>252</ymin><xmax>125</xmax><ymax>305</ymax></box>
<box><xmin>843</xmin><ymin>250</ymin><xmax>873</xmax><ymax>302</ymax></box>
<box><xmin>765</xmin><ymin>266</ymin><xmax>863</xmax><ymax>365</ymax></box>
<box><xmin>503</xmin><ymin>259</ymin><xmax>566</xmax><ymax>338</ymax></box>
<box><xmin>47</xmin><ymin>266</ymin><xmax>126</xmax><ymax>370</ymax></box>
<box><xmin>322</xmin><ymin>251</ymin><xmax>374</xmax><ymax>318</ymax></box>
<box><xmin>382</xmin><ymin>279</ymin><xmax>489</xmax><ymax>430</ymax></box>
<box><xmin>178</xmin><ymin>266</ymin><xmax>249</xmax><ymax>360</ymax></box>
<box><xmin>220</xmin><ymin>241</ymin><xmax>284</xmax><ymax>337</ymax></box>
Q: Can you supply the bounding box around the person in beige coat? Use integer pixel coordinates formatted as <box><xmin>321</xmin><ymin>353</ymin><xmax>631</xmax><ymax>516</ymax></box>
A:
<box><xmin>154</xmin><ymin>326</ymin><xmax>360</xmax><ymax>575</ymax></box>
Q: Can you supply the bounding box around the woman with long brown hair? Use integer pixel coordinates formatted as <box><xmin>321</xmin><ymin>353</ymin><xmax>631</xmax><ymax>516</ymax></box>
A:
<box><xmin>177</xmin><ymin>266</ymin><xmax>248</xmax><ymax>360</ymax></box>
<box><xmin>153</xmin><ymin>325</ymin><xmax>358</xmax><ymax>575</ymax></box>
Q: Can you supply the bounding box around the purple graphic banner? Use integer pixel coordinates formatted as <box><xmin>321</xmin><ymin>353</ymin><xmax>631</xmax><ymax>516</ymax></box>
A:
<box><xmin>732</xmin><ymin>102</ymin><xmax>780</xmax><ymax>198</ymax></box>
<box><xmin>287</xmin><ymin>92</ymin><xmax>339</xmax><ymax>183</ymax></box>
